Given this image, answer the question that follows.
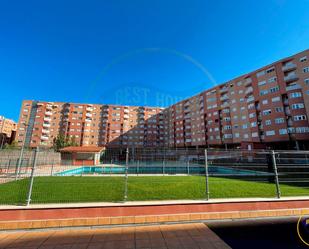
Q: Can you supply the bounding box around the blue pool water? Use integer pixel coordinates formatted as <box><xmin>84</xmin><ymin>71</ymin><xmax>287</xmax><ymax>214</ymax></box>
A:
<box><xmin>56</xmin><ymin>166</ymin><xmax>268</xmax><ymax>176</ymax></box>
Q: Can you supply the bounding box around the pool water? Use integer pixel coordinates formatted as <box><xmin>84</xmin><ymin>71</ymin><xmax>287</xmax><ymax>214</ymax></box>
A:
<box><xmin>56</xmin><ymin>166</ymin><xmax>268</xmax><ymax>176</ymax></box>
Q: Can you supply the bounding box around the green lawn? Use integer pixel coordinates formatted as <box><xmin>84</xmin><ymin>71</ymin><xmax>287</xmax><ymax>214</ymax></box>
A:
<box><xmin>0</xmin><ymin>176</ymin><xmax>308</xmax><ymax>205</ymax></box>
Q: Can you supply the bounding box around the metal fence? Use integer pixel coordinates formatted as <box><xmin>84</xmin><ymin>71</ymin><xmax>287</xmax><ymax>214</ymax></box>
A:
<box><xmin>0</xmin><ymin>147</ymin><xmax>309</xmax><ymax>206</ymax></box>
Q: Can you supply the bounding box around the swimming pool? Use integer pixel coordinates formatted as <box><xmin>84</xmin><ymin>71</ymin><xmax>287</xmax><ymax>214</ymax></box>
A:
<box><xmin>56</xmin><ymin>165</ymin><xmax>269</xmax><ymax>176</ymax></box>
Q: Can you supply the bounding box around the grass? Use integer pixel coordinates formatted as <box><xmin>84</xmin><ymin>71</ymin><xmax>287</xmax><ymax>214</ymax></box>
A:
<box><xmin>0</xmin><ymin>176</ymin><xmax>308</xmax><ymax>205</ymax></box>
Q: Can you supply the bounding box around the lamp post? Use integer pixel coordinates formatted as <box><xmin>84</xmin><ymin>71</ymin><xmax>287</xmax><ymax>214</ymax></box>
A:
<box><xmin>15</xmin><ymin>122</ymin><xmax>29</xmax><ymax>180</ymax></box>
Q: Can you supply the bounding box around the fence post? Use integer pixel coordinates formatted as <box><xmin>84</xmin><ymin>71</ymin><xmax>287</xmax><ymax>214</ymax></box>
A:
<box><xmin>204</xmin><ymin>149</ymin><xmax>210</xmax><ymax>200</ymax></box>
<box><xmin>50</xmin><ymin>161</ymin><xmax>54</xmax><ymax>176</ymax></box>
<box><xmin>15</xmin><ymin>143</ymin><xmax>26</xmax><ymax>181</ymax></box>
<box><xmin>187</xmin><ymin>159</ymin><xmax>190</xmax><ymax>175</ymax></box>
<box><xmin>124</xmin><ymin>147</ymin><xmax>129</xmax><ymax>202</ymax></box>
<box><xmin>26</xmin><ymin>147</ymin><xmax>39</xmax><ymax>206</ymax></box>
<box><xmin>162</xmin><ymin>159</ymin><xmax>165</xmax><ymax>175</ymax></box>
<box><xmin>271</xmin><ymin>150</ymin><xmax>281</xmax><ymax>199</ymax></box>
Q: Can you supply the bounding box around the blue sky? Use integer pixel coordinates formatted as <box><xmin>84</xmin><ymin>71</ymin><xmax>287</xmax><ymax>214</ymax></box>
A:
<box><xmin>1</xmin><ymin>0</ymin><xmax>309</xmax><ymax>121</ymax></box>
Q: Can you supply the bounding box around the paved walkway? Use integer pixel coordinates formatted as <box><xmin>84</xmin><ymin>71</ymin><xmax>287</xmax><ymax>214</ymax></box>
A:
<box><xmin>0</xmin><ymin>223</ymin><xmax>230</xmax><ymax>249</ymax></box>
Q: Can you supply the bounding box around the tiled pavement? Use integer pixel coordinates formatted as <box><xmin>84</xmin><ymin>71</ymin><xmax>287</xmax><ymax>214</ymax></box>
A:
<box><xmin>0</xmin><ymin>223</ymin><xmax>230</xmax><ymax>249</ymax></box>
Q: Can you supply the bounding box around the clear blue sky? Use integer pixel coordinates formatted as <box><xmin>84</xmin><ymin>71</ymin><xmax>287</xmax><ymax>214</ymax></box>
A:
<box><xmin>1</xmin><ymin>0</ymin><xmax>309</xmax><ymax>121</ymax></box>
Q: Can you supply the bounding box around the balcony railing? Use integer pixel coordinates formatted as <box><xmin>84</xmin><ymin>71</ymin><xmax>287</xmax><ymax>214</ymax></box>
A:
<box><xmin>284</xmin><ymin>74</ymin><xmax>299</xmax><ymax>83</ymax></box>
<box><xmin>282</xmin><ymin>63</ymin><xmax>297</xmax><ymax>72</ymax></box>
<box><xmin>245</xmin><ymin>87</ymin><xmax>253</xmax><ymax>95</ymax></box>
<box><xmin>286</xmin><ymin>84</ymin><xmax>301</xmax><ymax>91</ymax></box>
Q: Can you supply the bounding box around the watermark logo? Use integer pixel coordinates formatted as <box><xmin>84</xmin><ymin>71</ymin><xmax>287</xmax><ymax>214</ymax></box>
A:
<box><xmin>297</xmin><ymin>216</ymin><xmax>309</xmax><ymax>246</ymax></box>
<box><xmin>85</xmin><ymin>47</ymin><xmax>217</xmax><ymax>107</ymax></box>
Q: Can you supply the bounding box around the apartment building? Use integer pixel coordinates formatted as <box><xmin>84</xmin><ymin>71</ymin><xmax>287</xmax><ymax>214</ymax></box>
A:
<box><xmin>0</xmin><ymin>116</ymin><xmax>17</xmax><ymax>147</ymax></box>
<box><xmin>16</xmin><ymin>49</ymin><xmax>309</xmax><ymax>150</ymax></box>
<box><xmin>167</xmin><ymin>49</ymin><xmax>309</xmax><ymax>150</ymax></box>
<box><xmin>16</xmin><ymin>101</ymin><xmax>166</xmax><ymax>148</ymax></box>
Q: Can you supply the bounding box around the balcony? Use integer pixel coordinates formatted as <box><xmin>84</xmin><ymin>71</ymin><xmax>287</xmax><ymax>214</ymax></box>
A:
<box><xmin>43</xmin><ymin>123</ymin><xmax>51</xmax><ymax>128</ymax></box>
<box><xmin>282</xmin><ymin>63</ymin><xmax>297</xmax><ymax>72</ymax></box>
<box><xmin>45</xmin><ymin>111</ymin><xmax>52</xmax><ymax>116</ymax></box>
<box><xmin>220</xmin><ymin>95</ymin><xmax>229</xmax><ymax>101</ymax></box>
<box><xmin>46</xmin><ymin>105</ymin><xmax>53</xmax><ymax>110</ymax></box>
<box><xmin>43</xmin><ymin>117</ymin><xmax>51</xmax><ymax>122</ymax></box>
<box><xmin>286</xmin><ymin>84</ymin><xmax>301</xmax><ymax>91</ymax></box>
<box><xmin>244</xmin><ymin>78</ymin><xmax>252</xmax><ymax>86</ymax></box>
<box><xmin>86</xmin><ymin>113</ymin><xmax>92</xmax><ymax>117</ymax></box>
<box><xmin>41</xmin><ymin>135</ymin><xmax>49</xmax><ymax>141</ymax></box>
<box><xmin>284</xmin><ymin>74</ymin><xmax>299</xmax><ymax>83</ymax></box>
<box><xmin>42</xmin><ymin>129</ymin><xmax>50</xmax><ymax>134</ymax></box>
<box><xmin>220</xmin><ymin>87</ymin><xmax>228</xmax><ymax>93</ymax></box>
<box><xmin>86</xmin><ymin>107</ymin><xmax>93</xmax><ymax>111</ymax></box>
<box><xmin>246</xmin><ymin>96</ymin><xmax>255</xmax><ymax>103</ymax></box>
<box><xmin>245</xmin><ymin>87</ymin><xmax>253</xmax><ymax>95</ymax></box>
<box><xmin>221</xmin><ymin>102</ymin><xmax>229</xmax><ymax>108</ymax></box>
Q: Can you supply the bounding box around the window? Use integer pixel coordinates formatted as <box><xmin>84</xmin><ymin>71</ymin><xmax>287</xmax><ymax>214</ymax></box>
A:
<box><xmin>242</xmin><ymin>124</ymin><xmax>248</xmax><ymax>129</ymax></box>
<box><xmin>262</xmin><ymin>99</ymin><xmax>268</xmax><ymax>105</ymax></box>
<box><xmin>304</xmin><ymin>67</ymin><xmax>309</xmax><ymax>73</ymax></box>
<box><xmin>266</xmin><ymin>67</ymin><xmax>275</xmax><ymax>74</ymax></box>
<box><xmin>305</xmin><ymin>78</ymin><xmax>309</xmax><ymax>85</ymax></box>
<box><xmin>260</xmin><ymin>90</ymin><xmax>268</xmax><ymax>96</ymax></box>
<box><xmin>224</xmin><ymin>134</ymin><xmax>233</xmax><ymax>139</ymax></box>
<box><xmin>291</xmin><ymin>103</ymin><xmax>304</xmax><ymax>109</ymax></box>
<box><xmin>258</xmin><ymin>80</ymin><xmax>266</xmax><ymax>86</ymax></box>
<box><xmin>279</xmin><ymin>129</ymin><xmax>288</xmax><ymax>135</ymax></box>
<box><xmin>263</xmin><ymin>109</ymin><xmax>271</xmax><ymax>116</ymax></box>
<box><xmin>265</xmin><ymin>120</ymin><xmax>272</xmax><ymax>126</ymax></box>
<box><xmin>300</xmin><ymin>56</ymin><xmax>307</xmax><ymax>62</ymax></box>
<box><xmin>294</xmin><ymin>115</ymin><xmax>307</xmax><ymax>121</ymax></box>
<box><xmin>266</xmin><ymin>130</ymin><xmax>275</xmax><ymax>136</ymax></box>
<box><xmin>249</xmin><ymin>113</ymin><xmax>255</xmax><ymax>118</ymax></box>
<box><xmin>252</xmin><ymin>132</ymin><xmax>258</xmax><ymax>137</ymax></box>
<box><xmin>256</xmin><ymin>70</ymin><xmax>265</xmax><ymax>77</ymax></box>
<box><xmin>275</xmin><ymin>107</ymin><xmax>283</xmax><ymax>112</ymax></box>
<box><xmin>251</xmin><ymin>122</ymin><xmax>257</xmax><ymax>127</ymax></box>
<box><xmin>290</xmin><ymin>92</ymin><xmax>302</xmax><ymax>98</ymax></box>
<box><xmin>296</xmin><ymin>127</ymin><xmax>309</xmax><ymax>133</ymax></box>
<box><xmin>268</xmin><ymin>77</ymin><xmax>277</xmax><ymax>83</ymax></box>
<box><xmin>270</xmin><ymin>86</ymin><xmax>279</xmax><ymax>93</ymax></box>
<box><xmin>234</xmin><ymin>133</ymin><xmax>240</xmax><ymax>138</ymax></box>
<box><xmin>272</xmin><ymin>97</ymin><xmax>281</xmax><ymax>102</ymax></box>
<box><xmin>275</xmin><ymin>118</ymin><xmax>285</xmax><ymax>124</ymax></box>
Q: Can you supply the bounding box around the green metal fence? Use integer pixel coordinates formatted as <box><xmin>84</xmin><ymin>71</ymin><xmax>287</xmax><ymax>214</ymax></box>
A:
<box><xmin>0</xmin><ymin>147</ymin><xmax>309</xmax><ymax>206</ymax></box>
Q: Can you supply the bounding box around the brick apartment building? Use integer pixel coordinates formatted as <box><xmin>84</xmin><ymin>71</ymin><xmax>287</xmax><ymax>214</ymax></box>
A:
<box><xmin>16</xmin><ymin>102</ymin><xmax>166</xmax><ymax>148</ymax></box>
<box><xmin>16</xmin><ymin>49</ymin><xmax>309</xmax><ymax>150</ymax></box>
<box><xmin>0</xmin><ymin>116</ymin><xmax>17</xmax><ymax>147</ymax></box>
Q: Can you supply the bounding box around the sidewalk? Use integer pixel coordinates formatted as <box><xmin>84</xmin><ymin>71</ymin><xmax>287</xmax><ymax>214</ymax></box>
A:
<box><xmin>0</xmin><ymin>223</ymin><xmax>230</xmax><ymax>249</ymax></box>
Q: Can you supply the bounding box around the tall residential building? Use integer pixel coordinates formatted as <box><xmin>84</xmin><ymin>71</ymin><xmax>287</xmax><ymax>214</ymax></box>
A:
<box><xmin>16</xmin><ymin>101</ymin><xmax>166</xmax><ymax>148</ymax></box>
<box><xmin>16</xmin><ymin>49</ymin><xmax>309</xmax><ymax>149</ymax></box>
<box><xmin>166</xmin><ymin>49</ymin><xmax>309</xmax><ymax>150</ymax></box>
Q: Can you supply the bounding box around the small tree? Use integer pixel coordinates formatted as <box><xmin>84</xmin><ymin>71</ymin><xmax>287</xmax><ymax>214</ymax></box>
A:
<box><xmin>3</xmin><ymin>140</ymin><xmax>18</xmax><ymax>150</ymax></box>
<box><xmin>53</xmin><ymin>134</ymin><xmax>79</xmax><ymax>152</ymax></box>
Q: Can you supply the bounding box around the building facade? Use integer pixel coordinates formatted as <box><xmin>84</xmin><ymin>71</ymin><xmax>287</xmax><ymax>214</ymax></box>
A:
<box><xmin>16</xmin><ymin>101</ymin><xmax>166</xmax><ymax>148</ymax></box>
<box><xmin>0</xmin><ymin>116</ymin><xmax>17</xmax><ymax>147</ymax></box>
<box><xmin>166</xmin><ymin>49</ymin><xmax>309</xmax><ymax>150</ymax></box>
<box><xmin>16</xmin><ymin>49</ymin><xmax>309</xmax><ymax>149</ymax></box>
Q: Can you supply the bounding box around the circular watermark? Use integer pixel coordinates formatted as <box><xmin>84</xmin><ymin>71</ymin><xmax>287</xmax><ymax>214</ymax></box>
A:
<box><xmin>297</xmin><ymin>215</ymin><xmax>309</xmax><ymax>246</ymax></box>
<box><xmin>85</xmin><ymin>47</ymin><xmax>217</xmax><ymax>107</ymax></box>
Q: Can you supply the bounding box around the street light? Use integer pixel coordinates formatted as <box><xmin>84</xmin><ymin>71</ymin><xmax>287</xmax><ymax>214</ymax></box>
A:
<box><xmin>15</xmin><ymin>122</ymin><xmax>29</xmax><ymax>180</ymax></box>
